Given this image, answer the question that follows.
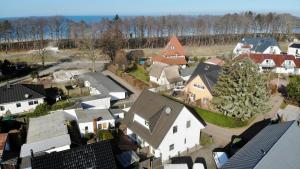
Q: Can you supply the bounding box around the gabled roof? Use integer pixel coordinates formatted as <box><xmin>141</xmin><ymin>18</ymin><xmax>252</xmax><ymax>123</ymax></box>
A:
<box><xmin>31</xmin><ymin>141</ymin><xmax>117</xmax><ymax>169</ymax></box>
<box><xmin>149</xmin><ymin>63</ymin><xmax>167</xmax><ymax>78</ymax></box>
<box><xmin>240</xmin><ymin>38</ymin><xmax>279</xmax><ymax>53</ymax></box>
<box><xmin>152</xmin><ymin>55</ymin><xmax>187</xmax><ymax>65</ymax></box>
<box><xmin>0</xmin><ymin>84</ymin><xmax>45</xmax><ymax>104</ymax></box>
<box><xmin>163</xmin><ymin>35</ymin><xmax>185</xmax><ymax>56</ymax></box>
<box><xmin>164</xmin><ymin>66</ymin><xmax>184</xmax><ymax>84</ymax></box>
<box><xmin>186</xmin><ymin>63</ymin><xmax>221</xmax><ymax>93</ymax></box>
<box><xmin>79</xmin><ymin>72</ymin><xmax>126</xmax><ymax>94</ymax></box>
<box><xmin>238</xmin><ymin>54</ymin><xmax>300</xmax><ymax>68</ymax></box>
<box><xmin>221</xmin><ymin>121</ymin><xmax>300</xmax><ymax>169</ymax></box>
<box><xmin>122</xmin><ymin>90</ymin><xmax>185</xmax><ymax>148</ymax></box>
<box><xmin>180</xmin><ymin>65</ymin><xmax>197</xmax><ymax>77</ymax></box>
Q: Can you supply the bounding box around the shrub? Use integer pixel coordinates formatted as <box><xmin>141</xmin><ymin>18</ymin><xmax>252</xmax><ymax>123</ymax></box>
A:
<box><xmin>51</xmin><ymin>100</ymin><xmax>75</xmax><ymax>111</ymax></box>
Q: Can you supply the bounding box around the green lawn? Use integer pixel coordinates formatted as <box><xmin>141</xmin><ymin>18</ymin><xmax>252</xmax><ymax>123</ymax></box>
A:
<box><xmin>129</xmin><ymin>65</ymin><xmax>149</xmax><ymax>84</ymax></box>
<box><xmin>163</xmin><ymin>94</ymin><xmax>249</xmax><ymax>128</ymax></box>
<box><xmin>194</xmin><ymin>107</ymin><xmax>248</xmax><ymax>128</ymax></box>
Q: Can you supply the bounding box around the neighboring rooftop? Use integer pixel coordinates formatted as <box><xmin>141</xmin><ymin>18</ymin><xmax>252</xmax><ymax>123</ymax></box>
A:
<box><xmin>31</xmin><ymin>140</ymin><xmax>117</xmax><ymax>169</ymax></box>
<box><xmin>204</xmin><ymin>58</ymin><xmax>225</xmax><ymax>66</ymax></box>
<box><xmin>123</xmin><ymin>90</ymin><xmax>185</xmax><ymax>148</ymax></box>
<box><xmin>187</xmin><ymin>63</ymin><xmax>221</xmax><ymax>93</ymax></box>
<box><xmin>238</xmin><ymin>54</ymin><xmax>300</xmax><ymax>68</ymax></box>
<box><xmin>162</xmin><ymin>35</ymin><xmax>185</xmax><ymax>57</ymax></box>
<box><xmin>164</xmin><ymin>66</ymin><xmax>184</xmax><ymax>84</ymax></box>
<box><xmin>75</xmin><ymin>109</ymin><xmax>114</xmax><ymax>123</ymax></box>
<box><xmin>0</xmin><ymin>84</ymin><xmax>46</xmax><ymax>104</ymax></box>
<box><xmin>152</xmin><ymin>55</ymin><xmax>187</xmax><ymax>65</ymax></box>
<box><xmin>221</xmin><ymin>121</ymin><xmax>300</xmax><ymax>169</ymax></box>
<box><xmin>240</xmin><ymin>37</ymin><xmax>280</xmax><ymax>53</ymax></box>
<box><xmin>289</xmin><ymin>43</ymin><xmax>300</xmax><ymax>48</ymax></box>
<box><xmin>20</xmin><ymin>111</ymin><xmax>72</xmax><ymax>157</ymax></box>
<box><xmin>180</xmin><ymin>65</ymin><xmax>197</xmax><ymax>77</ymax></box>
<box><xmin>149</xmin><ymin>63</ymin><xmax>167</xmax><ymax>78</ymax></box>
<box><xmin>79</xmin><ymin>72</ymin><xmax>126</xmax><ymax>94</ymax></box>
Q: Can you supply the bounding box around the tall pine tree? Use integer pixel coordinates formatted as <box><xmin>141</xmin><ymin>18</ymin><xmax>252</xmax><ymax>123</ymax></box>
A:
<box><xmin>212</xmin><ymin>58</ymin><xmax>270</xmax><ymax>121</ymax></box>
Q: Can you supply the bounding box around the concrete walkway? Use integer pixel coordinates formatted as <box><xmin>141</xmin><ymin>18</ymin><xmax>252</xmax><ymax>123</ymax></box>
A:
<box><xmin>203</xmin><ymin>94</ymin><xmax>284</xmax><ymax>146</ymax></box>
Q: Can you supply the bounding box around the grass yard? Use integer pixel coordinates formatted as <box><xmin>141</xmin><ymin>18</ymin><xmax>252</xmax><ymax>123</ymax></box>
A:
<box><xmin>163</xmin><ymin>94</ymin><xmax>249</xmax><ymax>128</ymax></box>
<box><xmin>128</xmin><ymin>65</ymin><xmax>149</xmax><ymax>84</ymax></box>
<box><xmin>194</xmin><ymin>107</ymin><xmax>248</xmax><ymax>128</ymax></box>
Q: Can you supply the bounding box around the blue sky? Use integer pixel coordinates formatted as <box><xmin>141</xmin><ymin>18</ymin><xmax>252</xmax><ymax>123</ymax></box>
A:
<box><xmin>1</xmin><ymin>0</ymin><xmax>300</xmax><ymax>18</ymax></box>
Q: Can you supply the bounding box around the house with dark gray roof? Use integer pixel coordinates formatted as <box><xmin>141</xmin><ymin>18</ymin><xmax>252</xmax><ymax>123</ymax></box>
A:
<box><xmin>122</xmin><ymin>90</ymin><xmax>205</xmax><ymax>162</ymax></box>
<box><xmin>184</xmin><ymin>63</ymin><xmax>221</xmax><ymax>105</ymax></box>
<box><xmin>30</xmin><ymin>140</ymin><xmax>117</xmax><ymax>169</ymax></box>
<box><xmin>0</xmin><ymin>84</ymin><xmax>46</xmax><ymax>116</ymax></box>
<box><xmin>288</xmin><ymin>42</ymin><xmax>300</xmax><ymax>58</ymax></box>
<box><xmin>221</xmin><ymin>121</ymin><xmax>300</xmax><ymax>169</ymax></box>
<box><xmin>233</xmin><ymin>37</ymin><xmax>281</xmax><ymax>55</ymax></box>
<box><xmin>78</xmin><ymin>72</ymin><xmax>127</xmax><ymax>101</ymax></box>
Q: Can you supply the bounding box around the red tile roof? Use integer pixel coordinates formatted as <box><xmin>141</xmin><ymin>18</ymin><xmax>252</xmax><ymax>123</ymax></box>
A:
<box><xmin>162</xmin><ymin>35</ymin><xmax>185</xmax><ymax>57</ymax></box>
<box><xmin>0</xmin><ymin>133</ymin><xmax>8</xmax><ymax>151</ymax></box>
<box><xmin>152</xmin><ymin>55</ymin><xmax>187</xmax><ymax>65</ymax></box>
<box><xmin>205</xmin><ymin>58</ymin><xmax>225</xmax><ymax>66</ymax></box>
<box><xmin>238</xmin><ymin>54</ymin><xmax>300</xmax><ymax>68</ymax></box>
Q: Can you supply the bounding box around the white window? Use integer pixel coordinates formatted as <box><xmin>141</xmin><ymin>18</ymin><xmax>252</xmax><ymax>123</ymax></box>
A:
<box><xmin>186</xmin><ymin>120</ymin><xmax>191</xmax><ymax>128</ymax></box>
<box><xmin>0</xmin><ymin>106</ymin><xmax>5</xmax><ymax>111</ymax></box>
<box><xmin>169</xmin><ymin>144</ymin><xmax>174</xmax><ymax>151</ymax></box>
<box><xmin>16</xmin><ymin>103</ymin><xmax>21</xmax><ymax>108</ymax></box>
<box><xmin>28</xmin><ymin>101</ymin><xmax>34</xmax><ymax>106</ymax></box>
<box><xmin>173</xmin><ymin>126</ymin><xmax>178</xmax><ymax>134</ymax></box>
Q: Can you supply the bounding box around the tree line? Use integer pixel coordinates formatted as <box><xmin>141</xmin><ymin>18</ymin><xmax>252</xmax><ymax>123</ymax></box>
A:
<box><xmin>1</xmin><ymin>12</ymin><xmax>300</xmax><ymax>51</ymax></box>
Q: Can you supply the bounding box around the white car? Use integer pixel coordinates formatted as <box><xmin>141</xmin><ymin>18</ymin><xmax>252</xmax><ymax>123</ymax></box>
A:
<box><xmin>173</xmin><ymin>85</ymin><xmax>185</xmax><ymax>92</ymax></box>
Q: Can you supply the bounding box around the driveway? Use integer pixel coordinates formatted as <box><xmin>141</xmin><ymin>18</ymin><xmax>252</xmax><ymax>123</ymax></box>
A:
<box><xmin>203</xmin><ymin>94</ymin><xmax>284</xmax><ymax>147</ymax></box>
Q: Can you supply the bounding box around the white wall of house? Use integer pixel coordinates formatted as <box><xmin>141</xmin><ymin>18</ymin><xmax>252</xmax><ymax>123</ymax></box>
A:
<box><xmin>127</xmin><ymin>106</ymin><xmax>205</xmax><ymax>162</ymax></box>
<box><xmin>157</xmin><ymin>106</ymin><xmax>205</xmax><ymax>161</ymax></box>
<box><xmin>0</xmin><ymin>98</ymin><xmax>44</xmax><ymax>116</ymax></box>
<box><xmin>110</xmin><ymin>92</ymin><xmax>126</xmax><ymax>101</ymax></box>
<box><xmin>233</xmin><ymin>42</ymin><xmax>251</xmax><ymax>55</ymax></box>
<box><xmin>150</xmin><ymin>71</ymin><xmax>170</xmax><ymax>86</ymax></box>
<box><xmin>273</xmin><ymin>67</ymin><xmax>296</xmax><ymax>74</ymax></box>
<box><xmin>260</xmin><ymin>59</ymin><xmax>276</xmax><ymax>68</ymax></box>
<box><xmin>78</xmin><ymin>119</ymin><xmax>115</xmax><ymax>134</ymax></box>
<box><xmin>263</xmin><ymin>46</ymin><xmax>281</xmax><ymax>54</ymax></box>
<box><xmin>81</xmin><ymin>97</ymin><xmax>111</xmax><ymax>109</ymax></box>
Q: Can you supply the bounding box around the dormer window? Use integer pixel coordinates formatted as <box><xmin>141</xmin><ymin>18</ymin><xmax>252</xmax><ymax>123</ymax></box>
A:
<box><xmin>145</xmin><ymin>120</ymin><xmax>149</xmax><ymax>127</ymax></box>
<box><xmin>170</xmin><ymin>46</ymin><xmax>175</xmax><ymax>50</ymax></box>
<box><xmin>133</xmin><ymin>113</ymin><xmax>150</xmax><ymax>129</ymax></box>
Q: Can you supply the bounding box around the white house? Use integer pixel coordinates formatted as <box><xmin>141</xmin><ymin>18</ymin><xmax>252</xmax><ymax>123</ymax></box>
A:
<box><xmin>237</xmin><ymin>54</ymin><xmax>300</xmax><ymax>75</ymax></box>
<box><xmin>288</xmin><ymin>42</ymin><xmax>300</xmax><ymax>58</ymax></box>
<box><xmin>0</xmin><ymin>84</ymin><xmax>46</xmax><ymax>116</ymax></box>
<box><xmin>123</xmin><ymin>90</ymin><xmax>205</xmax><ymax>162</ymax></box>
<box><xmin>78</xmin><ymin>72</ymin><xmax>127</xmax><ymax>101</ymax></box>
<box><xmin>149</xmin><ymin>63</ymin><xmax>183</xmax><ymax>88</ymax></box>
<box><xmin>233</xmin><ymin>38</ymin><xmax>281</xmax><ymax>56</ymax></box>
<box><xmin>20</xmin><ymin>111</ymin><xmax>74</xmax><ymax>158</ymax></box>
<box><xmin>65</xmin><ymin>109</ymin><xmax>115</xmax><ymax>135</ymax></box>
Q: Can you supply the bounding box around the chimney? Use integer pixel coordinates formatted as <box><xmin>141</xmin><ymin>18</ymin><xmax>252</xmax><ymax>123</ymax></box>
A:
<box><xmin>93</xmin><ymin>118</ymin><xmax>97</xmax><ymax>134</ymax></box>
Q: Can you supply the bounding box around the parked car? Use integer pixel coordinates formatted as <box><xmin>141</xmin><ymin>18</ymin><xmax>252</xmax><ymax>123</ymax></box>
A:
<box><xmin>173</xmin><ymin>85</ymin><xmax>185</xmax><ymax>92</ymax></box>
<box><xmin>213</xmin><ymin>151</ymin><xmax>228</xmax><ymax>168</ymax></box>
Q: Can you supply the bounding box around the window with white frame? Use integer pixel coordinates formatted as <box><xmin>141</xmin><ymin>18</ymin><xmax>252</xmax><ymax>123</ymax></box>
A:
<box><xmin>0</xmin><ymin>106</ymin><xmax>5</xmax><ymax>111</ymax></box>
<box><xmin>34</xmin><ymin>100</ymin><xmax>38</xmax><ymax>104</ymax></box>
<box><xmin>16</xmin><ymin>103</ymin><xmax>21</xmax><ymax>108</ymax></box>
<box><xmin>173</xmin><ymin>126</ymin><xmax>178</xmax><ymax>134</ymax></box>
<box><xmin>186</xmin><ymin>120</ymin><xmax>191</xmax><ymax>128</ymax></box>
<box><xmin>169</xmin><ymin>144</ymin><xmax>174</xmax><ymax>151</ymax></box>
<box><xmin>28</xmin><ymin>101</ymin><xmax>34</xmax><ymax>106</ymax></box>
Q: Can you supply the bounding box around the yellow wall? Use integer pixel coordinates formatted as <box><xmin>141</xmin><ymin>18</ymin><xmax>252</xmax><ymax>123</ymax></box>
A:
<box><xmin>184</xmin><ymin>75</ymin><xmax>213</xmax><ymax>101</ymax></box>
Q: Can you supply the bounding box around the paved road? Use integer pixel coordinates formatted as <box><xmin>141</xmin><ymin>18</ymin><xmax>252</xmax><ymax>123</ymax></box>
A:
<box><xmin>203</xmin><ymin>94</ymin><xmax>284</xmax><ymax>146</ymax></box>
